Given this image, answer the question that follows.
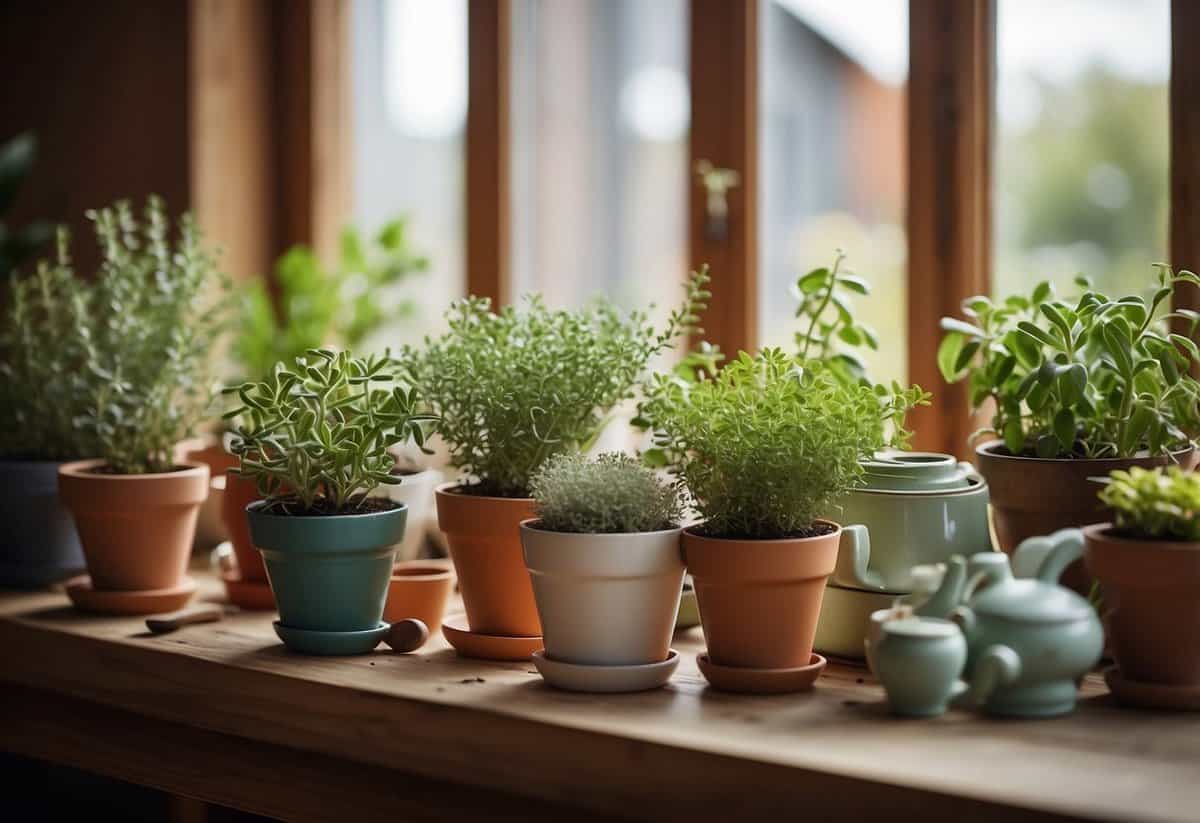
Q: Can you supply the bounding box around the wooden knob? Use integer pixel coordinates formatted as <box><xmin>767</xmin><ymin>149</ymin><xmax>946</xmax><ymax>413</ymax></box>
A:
<box><xmin>385</xmin><ymin>618</ymin><xmax>429</xmax><ymax>653</ymax></box>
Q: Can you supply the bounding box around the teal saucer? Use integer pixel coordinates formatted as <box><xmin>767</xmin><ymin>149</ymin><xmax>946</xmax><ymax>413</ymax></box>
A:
<box><xmin>273</xmin><ymin>620</ymin><xmax>391</xmax><ymax>656</ymax></box>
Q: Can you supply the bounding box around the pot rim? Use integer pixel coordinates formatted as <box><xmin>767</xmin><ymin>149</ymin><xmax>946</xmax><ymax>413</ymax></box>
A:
<box><xmin>975</xmin><ymin>439</ymin><xmax>1194</xmax><ymax>466</ymax></box>
<box><xmin>246</xmin><ymin>498</ymin><xmax>408</xmax><ymax>521</ymax></box>
<box><xmin>390</xmin><ymin>563</ymin><xmax>454</xmax><ymax>582</ymax></box>
<box><xmin>1082</xmin><ymin>521</ymin><xmax>1200</xmax><ymax>551</ymax></box>
<box><xmin>519</xmin><ymin>518</ymin><xmax>684</xmax><ymax>539</ymax></box>
<box><xmin>435</xmin><ymin>480</ymin><xmax>533</xmax><ymax>504</ymax></box>
<box><xmin>847</xmin><ymin>477</ymin><xmax>988</xmax><ymax>498</ymax></box>
<box><xmin>681</xmin><ymin>519</ymin><xmax>842</xmax><ymax>544</ymax></box>
<box><xmin>59</xmin><ymin>458</ymin><xmax>209</xmax><ymax>481</ymax></box>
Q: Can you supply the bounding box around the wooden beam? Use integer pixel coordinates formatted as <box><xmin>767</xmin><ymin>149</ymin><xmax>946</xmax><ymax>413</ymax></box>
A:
<box><xmin>689</xmin><ymin>0</ymin><xmax>758</xmax><ymax>357</ymax></box>
<box><xmin>1171</xmin><ymin>0</ymin><xmax>1200</xmax><ymax>329</ymax></box>
<box><xmin>906</xmin><ymin>0</ymin><xmax>995</xmax><ymax>456</ymax></box>
<box><xmin>466</xmin><ymin>0</ymin><xmax>512</xmax><ymax>306</ymax></box>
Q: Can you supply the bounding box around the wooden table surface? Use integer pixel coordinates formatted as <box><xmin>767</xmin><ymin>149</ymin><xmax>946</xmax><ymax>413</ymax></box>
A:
<box><xmin>2</xmin><ymin>571</ymin><xmax>1197</xmax><ymax>823</ymax></box>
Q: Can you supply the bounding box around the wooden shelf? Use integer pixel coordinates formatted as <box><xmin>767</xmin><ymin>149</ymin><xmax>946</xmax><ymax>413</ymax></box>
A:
<box><xmin>2</xmin><ymin>572</ymin><xmax>1197</xmax><ymax>822</ymax></box>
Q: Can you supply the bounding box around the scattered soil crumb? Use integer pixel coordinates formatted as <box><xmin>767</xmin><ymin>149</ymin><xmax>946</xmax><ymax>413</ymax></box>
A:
<box><xmin>369</xmin><ymin>662</ymin><xmax>375</xmax><ymax>666</ymax></box>
<box><xmin>435</xmin><ymin>687</ymin><xmax>445</xmax><ymax>693</ymax></box>
<box><xmin>459</xmin><ymin>677</ymin><xmax>486</xmax><ymax>684</ymax></box>
<box><xmin>842</xmin><ymin>700</ymin><xmax>861</xmax><ymax>708</ymax></box>
<box><xmin>856</xmin><ymin>678</ymin><xmax>864</xmax><ymax>684</ymax></box>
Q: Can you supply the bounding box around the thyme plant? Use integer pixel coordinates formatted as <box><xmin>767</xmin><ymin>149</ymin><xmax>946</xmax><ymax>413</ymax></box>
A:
<box><xmin>530</xmin><ymin>452</ymin><xmax>681</xmax><ymax>534</ymax></box>
<box><xmin>405</xmin><ymin>269</ymin><xmax>710</xmax><ymax>498</ymax></box>
<box><xmin>1098</xmin><ymin>466</ymin><xmax>1200</xmax><ymax>543</ymax></box>
<box><xmin>1</xmin><ymin>197</ymin><xmax>226</xmax><ymax>472</ymax></box>
<box><xmin>223</xmin><ymin>349</ymin><xmax>438</xmax><ymax>514</ymax></box>
<box><xmin>938</xmin><ymin>266</ymin><xmax>1200</xmax><ymax>458</ymax></box>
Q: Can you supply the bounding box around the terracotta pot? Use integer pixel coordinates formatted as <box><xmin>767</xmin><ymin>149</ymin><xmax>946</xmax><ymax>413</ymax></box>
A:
<box><xmin>177</xmin><ymin>436</ymin><xmax>238</xmax><ymax>550</ymax></box>
<box><xmin>683</xmin><ymin>522</ymin><xmax>841</xmax><ymax>669</ymax></box>
<box><xmin>220</xmin><ymin>470</ymin><xmax>267</xmax><ymax>582</ymax></box>
<box><xmin>384</xmin><ymin>560</ymin><xmax>454</xmax><ymax>635</ymax></box>
<box><xmin>435</xmin><ymin>483</ymin><xmax>540</xmax><ymax>636</ymax></box>
<box><xmin>1084</xmin><ymin>523</ymin><xmax>1200</xmax><ymax>688</ymax></box>
<box><xmin>521</xmin><ymin>520</ymin><xmax>684</xmax><ymax>666</ymax></box>
<box><xmin>976</xmin><ymin>441</ymin><xmax>1193</xmax><ymax>590</ymax></box>
<box><xmin>58</xmin><ymin>459</ymin><xmax>210</xmax><ymax>591</ymax></box>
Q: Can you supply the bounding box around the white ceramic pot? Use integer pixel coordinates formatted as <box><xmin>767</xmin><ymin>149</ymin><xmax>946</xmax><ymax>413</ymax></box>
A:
<box><xmin>520</xmin><ymin>520</ymin><xmax>685</xmax><ymax>667</ymax></box>
<box><xmin>381</xmin><ymin>469</ymin><xmax>439</xmax><ymax>561</ymax></box>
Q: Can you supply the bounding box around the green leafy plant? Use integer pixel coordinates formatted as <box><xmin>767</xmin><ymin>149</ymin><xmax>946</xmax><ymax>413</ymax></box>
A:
<box><xmin>938</xmin><ymin>266</ymin><xmax>1200</xmax><ymax>459</ymax></box>
<box><xmin>234</xmin><ymin>218</ymin><xmax>428</xmax><ymax>382</ymax></box>
<box><xmin>792</xmin><ymin>249</ymin><xmax>881</xmax><ymax>385</ymax></box>
<box><xmin>0</xmin><ymin>131</ymin><xmax>54</xmax><ymax>276</ymax></box>
<box><xmin>2</xmin><ymin>197</ymin><xmax>226</xmax><ymax>472</ymax></box>
<box><xmin>1098</xmin><ymin>466</ymin><xmax>1200</xmax><ymax>542</ymax></box>
<box><xmin>0</xmin><ymin>230</ymin><xmax>94</xmax><ymax>460</ymax></box>
<box><xmin>530</xmin><ymin>451</ymin><xmax>681</xmax><ymax>534</ymax></box>
<box><xmin>223</xmin><ymin>349</ymin><xmax>438</xmax><ymax>514</ymax></box>
<box><xmin>641</xmin><ymin>349</ymin><xmax>929</xmax><ymax>539</ymax></box>
<box><xmin>406</xmin><ymin>269</ymin><xmax>711</xmax><ymax>499</ymax></box>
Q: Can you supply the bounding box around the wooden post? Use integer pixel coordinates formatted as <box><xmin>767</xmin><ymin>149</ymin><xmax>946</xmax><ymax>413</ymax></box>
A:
<box><xmin>1171</xmin><ymin>0</ymin><xmax>1200</xmax><ymax>333</ymax></box>
<box><xmin>906</xmin><ymin>0</ymin><xmax>995</xmax><ymax>457</ymax></box>
<box><xmin>689</xmin><ymin>0</ymin><xmax>758</xmax><ymax>358</ymax></box>
<box><xmin>466</xmin><ymin>0</ymin><xmax>512</xmax><ymax>306</ymax></box>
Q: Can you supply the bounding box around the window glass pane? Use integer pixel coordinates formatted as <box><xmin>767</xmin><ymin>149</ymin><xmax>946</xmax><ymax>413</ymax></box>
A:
<box><xmin>509</xmin><ymin>0</ymin><xmax>689</xmax><ymax>326</ymax></box>
<box><xmin>759</xmin><ymin>0</ymin><xmax>908</xmax><ymax>385</ymax></box>
<box><xmin>994</xmin><ymin>0</ymin><xmax>1169</xmax><ymax>299</ymax></box>
<box><xmin>351</xmin><ymin>0</ymin><xmax>467</xmax><ymax>350</ymax></box>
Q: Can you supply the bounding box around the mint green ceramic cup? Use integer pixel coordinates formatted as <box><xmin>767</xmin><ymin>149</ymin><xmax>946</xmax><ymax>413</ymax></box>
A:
<box><xmin>874</xmin><ymin>617</ymin><xmax>967</xmax><ymax>717</ymax></box>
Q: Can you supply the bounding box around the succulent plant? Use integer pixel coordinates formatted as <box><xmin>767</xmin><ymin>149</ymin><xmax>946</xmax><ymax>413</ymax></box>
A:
<box><xmin>1098</xmin><ymin>465</ymin><xmax>1200</xmax><ymax>542</ymax></box>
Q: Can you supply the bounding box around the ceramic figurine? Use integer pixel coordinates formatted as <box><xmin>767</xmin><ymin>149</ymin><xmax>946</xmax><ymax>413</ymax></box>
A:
<box><xmin>873</xmin><ymin>616</ymin><xmax>968</xmax><ymax>717</ymax></box>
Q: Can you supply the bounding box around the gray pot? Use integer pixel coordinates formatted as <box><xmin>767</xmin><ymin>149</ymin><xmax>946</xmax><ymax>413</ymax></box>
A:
<box><xmin>0</xmin><ymin>460</ymin><xmax>85</xmax><ymax>587</ymax></box>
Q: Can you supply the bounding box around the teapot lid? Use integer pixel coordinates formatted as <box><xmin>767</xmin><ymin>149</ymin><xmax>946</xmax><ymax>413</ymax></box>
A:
<box><xmin>881</xmin><ymin>616</ymin><xmax>961</xmax><ymax>640</ymax></box>
<box><xmin>858</xmin><ymin>451</ymin><xmax>976</xmax><ymax>492</ymax></box>
<box><xmin>971</xmin><ymin>577</ymin><xmax>1094</xmax><ymax>623</ymax></box>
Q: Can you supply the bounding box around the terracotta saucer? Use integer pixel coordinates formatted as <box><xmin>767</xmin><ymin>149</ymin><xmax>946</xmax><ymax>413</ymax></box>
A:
<box><xmin>221</xmin><ymin>570</ymin><xmax>276</xmax><ymax>611</ymax></box>
<box><xmin>696</xmin><ymin>652</ymin><xmax>827</xmax><ymax>694</ymax></box>
<box><xmin>533</xmin><ymin>649</ymin><xmax>679</xmax><ymax>693</ymax></box>
<box><xmin>273</xmin><ymin>621</ymin><xmax>391</xmax><ymax>656</ymax></box>
<box><xmin>441</xmin><ymin>615</ymin><xmax>543</xmax><ymax>661</ymax></box>
<box><xmin>1105</xmin><ymin>667</ymin><xmax>1200</xmax><ymax>711</ymax></box>
<box><xmin>65</xmin><ymin>576</ymin><xmax>197</xmax><ymax>616</ymax></box>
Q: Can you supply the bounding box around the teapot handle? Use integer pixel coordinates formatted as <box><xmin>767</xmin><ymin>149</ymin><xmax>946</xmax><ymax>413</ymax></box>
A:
<box><xmin>832</xmin><ymin>524</ymin><xmax>887</xmax><ymax>591</ymax></box>
<box><xmin>1034</xmin><ymin>528</ymin><xmax>1086</xmax><ymax>585</ymax></box>
<box><xmin>965</xmin><ymin>644</ymin><xmax>1022</xmax><ymax>707</ymax></box>
<box><xmin>957</xmin><ymin>460</ymin><xmax>984</xmax><ymax>484</ymax></box>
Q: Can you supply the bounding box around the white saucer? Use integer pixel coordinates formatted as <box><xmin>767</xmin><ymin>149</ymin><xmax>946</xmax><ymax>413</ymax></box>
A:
<box><xmin>532</xmin><ymin>649</ymin><xmax>680</xmax><ymax>693</ymax></box>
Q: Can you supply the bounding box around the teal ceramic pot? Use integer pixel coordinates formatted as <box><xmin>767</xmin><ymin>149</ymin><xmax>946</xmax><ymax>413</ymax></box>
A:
<box><xmin>830</xmin><ymin>452</ymin><xmax>991</xmax><ymax>592</ymax></box>
<box><xmin>0</xmin><ymin>460</ymin><xmax>85</xmax><ymax>587</ymax></box>
<box><xmin>874</xmin><ymin>617</ymin><xmax>968</xmax><ymax>717</ymax></box>
<box><xmin>247</xmin><ymin>501</ymin><xmax>407</xmax><ymax>633</ymax></box>
<box><xmin>950</xmin><ymin>531</ymin><xmax>1103</xmax><ymax>717</ymax></box>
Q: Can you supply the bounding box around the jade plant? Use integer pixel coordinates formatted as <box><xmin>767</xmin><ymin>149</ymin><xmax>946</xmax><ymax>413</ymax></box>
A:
<box><xmin>223</xmin><ymin>349</ymin><xmax>438</xmax><ymax>514</ymax></box>
<box><xmin>1098</xmin><ymin>466</ymin><xmax>1200</xmax><ymax>542</ymax></box>
<box><xmin>530</xmin><ymin>452</ymin><xmax>681</xmax><ymax>534</ymax></box>
<box><xmin>938</xmin><ymin>265</ymin><xmax>1200</xmax><ymax>458</ymax></box>
<box><xmin>234</xmin><ymin>218</ymin><xmax>428</xmax><ymax>382</ymax></box>
<box><xmin>406</xmin><ymin>269</ymin><xmax>711</xmax><ymax>499</ymax></box>
<box><xmin>641</xmin><ymin>348</ymin><xmax>929</xmax><ymax>539</ymax></box>
<box><xmin>1</xmin><ymin>197</ymin><xmax>226</xmax><ymax>472</ymax></box>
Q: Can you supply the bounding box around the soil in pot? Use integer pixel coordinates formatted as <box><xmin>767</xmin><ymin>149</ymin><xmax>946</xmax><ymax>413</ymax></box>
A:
<box><xmin>58</xmin><ymin>459</ymin><xmax>210</xmax><ymax>592</ymax></box>
<box><xmin>248</xmin><ymin>498</ymin><xmax>407</xmax><ymax>634</ymax></box>
<box><xmin>435</xmin><ymin>484</ymin><xmax>540</xmax><ymax>637</ymax></box>
<box><xmin>976</xmin><ymin>441</ymin><xmax>1194</xmax><ymax>590</ymax></box>
<box><xmin>1084</xmin><ymin>523</ymin><xmax>1200</xmax><ymax>698</ymax></box>
<box><xmin>683</xmin><ymin>521</ymin><xmax>841</xmax><ymax>671</ymax></box>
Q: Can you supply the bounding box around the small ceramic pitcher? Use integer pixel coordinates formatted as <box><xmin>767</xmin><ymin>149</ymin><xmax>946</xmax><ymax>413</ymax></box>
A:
<box><xmin>873</xmin><ymin>617</ymin><xmax>968</xmax><ymax>717</ymax></box>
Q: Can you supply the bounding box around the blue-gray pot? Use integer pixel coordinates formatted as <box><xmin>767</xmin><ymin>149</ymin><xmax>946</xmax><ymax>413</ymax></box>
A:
<box><xmin>246</xmin><ymin>500</ymin><xmax>407</xmax><ymax>633</ymax></box>
<box><xmin>0</xmin><ymin>460</ymin><xmax>85</xmax><ymax>588</ymax></box>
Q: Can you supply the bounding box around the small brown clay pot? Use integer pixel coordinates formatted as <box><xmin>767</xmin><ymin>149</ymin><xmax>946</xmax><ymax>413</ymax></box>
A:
<box><xmin>384</xmin><ymin>560</ymin><xmax>454</xmax><ymax>635</ymax></box>
<box><xmin>1084</xmin><ymin>523</ymin><xmax>1200</xmax><ymax>688</ymax></box>
<box><xmin>220</xmin><ymin>470</ymin><xmax>267</xmax><ymax>582</ymax></box>
<box><xmin>976</xmin><ymin>441</ymin><xmax>1193</xmax><ymax>590</ymax></box>
<box><xmin>176</xmin><ymin>436</ymin><xmax>238</xmax><ymax>550</ymax></box>
<box><xmin>58</xmin><ymin>459</ymin><xmax>210</xmax><ymax>591</ymax></box>
<box><xmin>435</xmin><ymin>483</ymin><xmax>540</xmax><ymax>636</ymax></box>
<box><xmin>683</xmin><ymin>522</ymin><xmax>841</xmax><ymax>669</ymax></box>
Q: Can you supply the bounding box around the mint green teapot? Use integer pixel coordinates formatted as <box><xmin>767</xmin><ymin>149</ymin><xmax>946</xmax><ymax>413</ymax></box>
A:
<box><xmin>942</xmin><ymin>530</ymin><xmax>1103</xmax><ymax>717</ymax></box>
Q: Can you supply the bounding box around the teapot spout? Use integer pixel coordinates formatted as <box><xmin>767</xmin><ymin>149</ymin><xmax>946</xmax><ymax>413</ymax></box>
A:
<box><xmin>914</xmin><ymin>555</ymin><xmax>967</xmax><ymax>618</ymax></box>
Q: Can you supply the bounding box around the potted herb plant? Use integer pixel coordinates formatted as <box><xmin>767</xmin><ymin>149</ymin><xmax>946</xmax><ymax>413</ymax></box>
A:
<box><xmin>55</xmin><ymin>197</ymin><xmax>225</xmax><ymax>614</ymax></box>
<box><xmin>520</xmin><ymin>452</ymin><xmax>684</xmax><ymax>692</ymax></box>
<box><xmin>0</xmin><ymin>231</ymin><xmax>92</xmax><ymax>586</ymax></box>
<box><xmin>406</xmin><ymin>273</ymin><xmax>708</xmax><ymax>659</ymax></box>
<box><xmin>1085</xmin><ymin>466</ymin><xmax>1200</xmax><ymax>710</ymax></box>
<box><xmin>224</xmin><ymin>349</ymin><xmax>437</xmax><ymax>655</ymax></box>
<box><xmin>939</xmin><ymin>267</ymin><xmax>1200</xmax><ymax>571</ymax></box>
<box><xmin>641</xmin><ymin>348</ymin><xmax>927</xmax><ymax>693</ymax></box>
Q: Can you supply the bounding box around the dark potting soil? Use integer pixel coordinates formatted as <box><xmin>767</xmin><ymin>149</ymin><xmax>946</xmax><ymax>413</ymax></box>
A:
<box><xmin>694</xmin><ymin>521</ymin><xmax>838</xmax><ymax>541</ymax></box>
<box><xmin>85</xmin><ymin>464</ymin><xmax>193</xmax><ymax>475</ymax></box>
<box><xmin>446</xmin><ymin>482</ymin><xmax>529</xmax><ymax>499</ymax></box>
<box><xmin>259</xmin><ymin>496</ymin><xmax>402</xmax><ymax>517</ymax></box>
